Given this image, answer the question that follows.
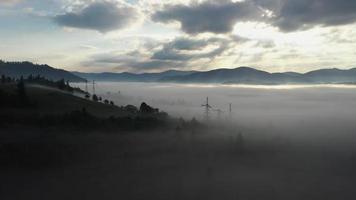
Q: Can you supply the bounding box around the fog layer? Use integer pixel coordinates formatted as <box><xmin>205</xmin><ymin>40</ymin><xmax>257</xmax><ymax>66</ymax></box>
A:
<box><xmin>75</xmin><ymin>82</ymin><xmax>356</xmax><ymax>142</ymax></box>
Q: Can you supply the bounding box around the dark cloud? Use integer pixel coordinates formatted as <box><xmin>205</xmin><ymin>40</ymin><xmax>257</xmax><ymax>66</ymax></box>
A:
<box><xmin>170</xmin><ymin>38</ymin><xmax>208</xmax><ymax>50</ymax></box>
<box><xmin>53</xmin><ymin>2</ymin><xmax>139</xmax><ymax>33</ymax></box>
<box><xmin>152</xmin><ymin>0</ymin><xmax>262</xmax><ymax>34</ymax></box>
<box><xmin>152</xmin><ymin>0</ymin><xmax>356</xmax><ymax>34</ymax></box>
<box><xmin>272</xmin><ymin>0</ymin><xmax>356</xmax><ymax>32</ymax></box>
<box><xmin>83</xmin><ymin>35</ymin><xmax>244</xmax><ymax>71</ymax></box>
<box><xmin>84</xmin><ymin>50</ymin><xmax>183</xmax><ymax>71</ymax></box>
<box><xmin>151</xmin><ymin>37</ymin><xmax>232</xmax><ymax>61</ymax></box>
<box><xmin>120</xmin><ymin>60</ymin><xmax>182</xmax><ymax>71</ymax></box>
<box><xmin>84</xmin><ymin>34</ymin><xmax>251</xmax><ymax>72</ymax></box>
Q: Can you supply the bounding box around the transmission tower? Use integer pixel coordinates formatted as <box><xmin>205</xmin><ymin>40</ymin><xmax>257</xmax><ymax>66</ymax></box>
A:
<box><xmin>229</xmin><ymin>103</ymin><xmax>232</xmax><ymax>119</ymax></box>
<box><xmin>85</xmin><ymin>80</ymin><xmax>88</xmax><ymax>93</ymax></box>
<box><xmin>201</xmin><ymin>97</ymin><xmax>212</xmax><ymax>121</ymax></box>
<box><xmin>92</xmin><ymin>80</ymin><xmax>96</xmax><ymax>95</ymax></box>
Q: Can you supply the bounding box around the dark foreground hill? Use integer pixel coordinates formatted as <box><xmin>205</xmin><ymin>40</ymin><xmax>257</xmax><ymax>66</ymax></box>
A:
<box><xmin>0</xmin><ymin>60</ymin><xmax>85</xmax><ymax>82</ymax></box>
<box><xmin>0</xmin><ymin>80</ymin><xmax>174</xmax><ymax>131</ymax></box>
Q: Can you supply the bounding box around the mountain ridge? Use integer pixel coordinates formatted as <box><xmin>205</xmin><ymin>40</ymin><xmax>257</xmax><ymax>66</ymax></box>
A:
<box><xmin>2</xmin><ymin>60</ymin><xmax>356</xmax><ymax>84</ymax></box>
<box><xmin>0</xmin><ymin>60</ymin><xmax>85</xmax><ymax>82</ymax></box>
<box><xmin>74</xmin><ymin>66</ymin><xmax>356</xmax><ymax>84</ymax></box>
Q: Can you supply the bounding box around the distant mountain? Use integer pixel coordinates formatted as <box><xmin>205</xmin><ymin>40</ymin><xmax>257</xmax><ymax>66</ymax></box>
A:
<box><xmin>73</xmin><ymin>66</ymin><xmax>356</xmax><ymax>84</ymax></box>
<box><xmin>304</xmin><ymin>68</ymin><xmax>356</xmax><ymax>83</ymax></box>
<box><xmin>160</xmin><ymin>67</ymin><xmax>356</xmax><ymax>84</ymax></box>
<box><xmin>0</xmin><ymin>61</ymin><xmax>85</xmax><ymax>82</ymax></box>
<box><xmin>73</xmin><ymin>70</ymin><xmax>196</xmax><ymax>82</ymax></box>
<box><xmin>160</xmin><ymin>67</ymin><xmax>307</xmax><ymax>84</ymax></box>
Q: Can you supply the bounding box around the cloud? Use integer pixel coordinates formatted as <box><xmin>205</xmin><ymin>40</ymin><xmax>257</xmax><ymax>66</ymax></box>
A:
<box><xmin>151</xmin><ymin>36</ymin><xmax>240</xmax><ymax>61</ymax></box>
<box><xmin>82</xmin><ymin>35</ymin><xmax>246</xmax><ymax>72</ymax></box>
<box><xmin>84</xmin><ymin>51</ymin><xmax>183</xmax><ymax>72</ymax></box>
<box><xmin>152</xmin><ymin>0</ymin><xmax>263</xmax><ymax>34</ymax></box>
<box><xmin>151</xmin><ymin>0</ymin><xmax>356</xmax><ymax>34</ymax></box>
<box><xmin>271</xmin><ymin>0</ymin><xmax>356</xmax><ymax>32</ymax></box>
<box><xmin>53</xmin><ymin>1</ymin><xmax>140</xmax><ymax>33</ymax></box>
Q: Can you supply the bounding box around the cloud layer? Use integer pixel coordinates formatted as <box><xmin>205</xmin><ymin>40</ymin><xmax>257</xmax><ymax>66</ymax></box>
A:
<box><xmin>152</xmin><ymin>0</ymin><xmax>262</xmax><ymax>34</ymax></box>
<box><xmin>272</xmin><ymin>0</ymin><xmax>356</xmax><ymax>32</ymax></box>
<box><xmin>53</xmin><ymin>1</ymin><xmax>139</xmax><ymax>33</ymax></box>
<box><xmin>152</xmin><ymin>0</ymin><xmax>356</xmax><ymax>34</ymax></box>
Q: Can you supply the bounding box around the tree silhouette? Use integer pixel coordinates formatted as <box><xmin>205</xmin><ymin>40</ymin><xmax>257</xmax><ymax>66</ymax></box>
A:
<box><xmin>1</xmin><ymin>75</ymin><xmax>5</xmax><ymax>84</ymax></box>
<box><xmin>17</xmin><ymin>76</ymin><xmax>28</xmax><ymax>105</ymax></box>
<box><xmin>92</xmin><ymin>94</ymin><xmax>98</xmax><ymax>102</ymax></box>
<box><xmin>57</xmin><ymin>79</ymin><xmax>66</xmax><ymax>90</ymax></box>
<box><xmin>139</xmin><ymin>102</ymin><xmax>158</xmax><ymax>114</ymax></box>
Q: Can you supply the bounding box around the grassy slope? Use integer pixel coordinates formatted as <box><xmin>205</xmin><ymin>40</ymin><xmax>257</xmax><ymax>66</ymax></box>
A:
<box><xmin>1</xmin><ymin>83</ymin><xmax>132</xmax><ymax>118</ymax></box>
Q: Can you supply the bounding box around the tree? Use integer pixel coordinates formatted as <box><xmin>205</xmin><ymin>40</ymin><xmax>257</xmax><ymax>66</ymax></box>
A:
<box><xmin>6</xmin><ymin>77</ymin><xmax>12</xmax><ymax>83</ymax></box>
<box><xmin>124</xmin><ymin>105</ymin><xmax>138</xmax><ymax>113</ymax></box>
<box><xmin>104</xmin><ymin>99</ymin><xmax>109</xmax><ymax>104</ymax></box>
<box><xmin>17</xmin><ymin>76</ymin><xmax>28</xmax><ymax>105</ymax></box>
<box><xmin>92</xmin><ymin>94</ymin><xmax>98</xmax><ymax>102</ymax></box>
<box><xmin>139</xmin><ymin>102</ymin><xmax>158</xmax><ymax>114</ymax></box>
<box><xmin>27</xmin><ymin>74</ymin><xmax>33</xmax><ymax>81</ymax></box>
<box><xmin>1</xmin><ymin>75</ymin><xmax>5</xmax><ymax>84</ymax></box>
<box><xmin>57</xmin><ymin>79</ymin><xmax>66</xmax><ymax>90</ymax></box>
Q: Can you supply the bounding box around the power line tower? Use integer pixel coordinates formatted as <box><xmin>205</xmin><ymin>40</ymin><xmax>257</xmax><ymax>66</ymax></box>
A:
<box><xmin>201</xmin><ymin>97</ymin><xmax>212</xmax><ymax>121</ymax></box>
<box><xmin>85</xmin><ymin>80</ymin><xmax>88</xmax><ymax>93</ymax></box>
<box><xmin>229</xmin><ymin>103</ymin><xmax>232</xmax><ymax>119</ymax></box>
<box><xmin>92</xmin><ymin>80</ymin><xmax>96</xmax><ymax>95</ymax></box>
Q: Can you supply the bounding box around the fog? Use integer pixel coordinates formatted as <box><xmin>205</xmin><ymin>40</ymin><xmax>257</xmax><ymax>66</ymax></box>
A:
<box><xmin>75</xmin><ymin>82</ymin><xmax>356</xmax><ymax>143</ymax></box>
<box><xmin>2</xmin><ymin>82</ymin><xmax>356</xmax><ymax>200</ymax></box>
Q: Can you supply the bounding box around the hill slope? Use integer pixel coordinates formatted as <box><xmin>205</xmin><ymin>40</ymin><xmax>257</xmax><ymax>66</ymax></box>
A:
<box><xmin>73</xmin><ymin>70</ymin><xmax>196</xmax><ymax>82</ymax></box>
<box><xmin>0</xmin><ymin>61</ymin><xmax>85</xmax><ymax>82</ymax></box>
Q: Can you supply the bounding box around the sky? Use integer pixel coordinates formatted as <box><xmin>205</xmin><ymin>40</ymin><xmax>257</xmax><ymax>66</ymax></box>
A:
<box><xmin>0</xmin><ymin>0</ymin><xmax>356</xmax><ymax>73</ymax></box>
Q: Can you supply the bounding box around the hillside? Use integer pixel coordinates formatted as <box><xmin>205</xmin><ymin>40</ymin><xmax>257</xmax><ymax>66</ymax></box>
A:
<box><xmin>73</xmin><ymin>70</ymin><xmax>195</xmax><ymax>82</ymax></box>
<box><xmin>0</xmin><ymin>80</ymin><xmax>171</xmax><ymax>131</ymax></box>
<box><xmin>0</xmin><ymin>60</ymin><xmax>85</xmax><ymax>82</ymax></box>
<box><xmin>304</xmin><ymin>68</ymin><xmax>356</xmax><ymax>83</ymax></box>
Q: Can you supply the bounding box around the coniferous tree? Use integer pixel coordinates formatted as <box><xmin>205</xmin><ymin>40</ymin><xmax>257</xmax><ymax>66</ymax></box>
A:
<box><xmin>57</xmin><ymin>79</ymin><xmax>66</xmax><ymax>90</ymax></box>
<box><xmin>1</xmin><ymin>75</ymin><xmax>5</xmax><ymax>84</ymax></box>
<box><xmin>17</xmin><ymin>76</ymin><xmax>28</xmax><ymax>105</ymax></box>
<box><xmin>92</xmin><ymin>94</ymin><xmax>98</xmax><ymax>102</ymax></box>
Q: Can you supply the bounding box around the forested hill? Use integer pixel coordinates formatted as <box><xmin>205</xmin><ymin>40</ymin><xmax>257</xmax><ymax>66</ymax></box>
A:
<box><xmin>0</xmin><ymin>60</ymin><xmax>85</xmax><ymax>82</ymax></box>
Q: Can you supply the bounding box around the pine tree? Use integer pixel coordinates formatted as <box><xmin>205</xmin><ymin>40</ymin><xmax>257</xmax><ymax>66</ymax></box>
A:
<box><xmin>17</xmin><ymin>76</ymin><xmax>28</xmax><ymax>105</ymax></box>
